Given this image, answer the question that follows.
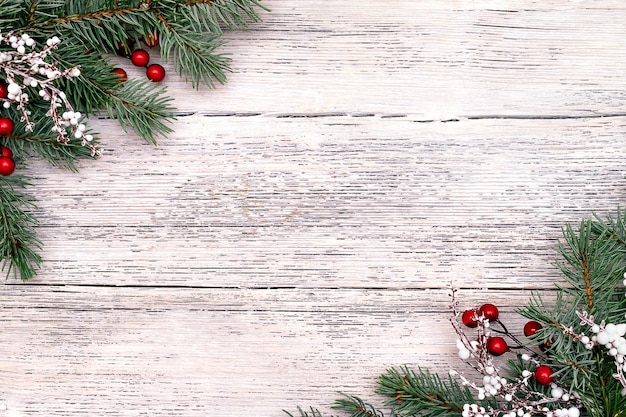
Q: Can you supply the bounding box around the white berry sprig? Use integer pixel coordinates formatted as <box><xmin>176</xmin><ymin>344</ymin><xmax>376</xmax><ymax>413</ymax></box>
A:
<box><xmin>560</xmin><ymin>272</ymin><xmax>626</xmax><ymax>395</ymax></box>
<box><xmin>448</xmin><ymin>287</ymin><xmax>582</xmax><ymax>417</ymax></box>
<box><xmin>565</xmin><ymin>313</ymin><xmax>626</xmax><ymax>394</ymax></box>
<box><xmin>0</xmin><ymin>31</ymin><xmax>98</xmax><ymax>155</ymax></box>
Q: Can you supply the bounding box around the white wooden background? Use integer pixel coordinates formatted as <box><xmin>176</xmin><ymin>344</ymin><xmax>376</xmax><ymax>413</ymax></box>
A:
<box><xmin>2</xmin><ymin>1</ymin><xmax>626</xmax><ymax>415</ymax></box>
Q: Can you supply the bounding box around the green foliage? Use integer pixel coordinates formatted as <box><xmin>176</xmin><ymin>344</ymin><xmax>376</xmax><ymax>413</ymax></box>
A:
<box><xmin>284</xmin><ymin>406</ymin><xmax>328</xmax><ymax>417</ymax></box>
<box><xmin>104</xmin><ymin>78</ymin><xmax>175</xmax><ymax>144</ymax></box>
<box><xmin>377</xmin><ymin>366</ymin><xmax>488</xmax><ymax>417</ymax></box>
<box><xmin>519</xmin><ymin>212</ymin><xmax>626</xmax><ymax>417</ymax></box>
<box><xmin>0</xmin><ymin>175</ymin><xmax>41</xmax><ymax>280</ymax></box>
<box><xmin>0</xmin><ymin>0</ymin><xmax>266</xmax><ymax>280</ymax></box>
<box><xmin>285</xmin><ymin>394</ymin><xmax>391</xmax><ymax>417</ymax></box>
<box><xmin>333</xmin><ymin>394</ymin><xmax>391</xmax><ymax>417</ymax></box>
<box><xmin>288</xmin><ymin>209</ymin><xmax>626</xmax><ymax>417</ymax></box>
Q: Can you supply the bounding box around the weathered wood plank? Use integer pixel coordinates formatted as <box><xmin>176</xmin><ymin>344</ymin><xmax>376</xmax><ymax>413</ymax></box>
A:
<box><xmin>2</xmin><ymin>1</ymin><xmax>626</xmax><ymax>416</ymax></box>
<box><xmin>24</xmin><ymin>115</ymin><xmax>626</xmax><ymax>287</ymax></box>
<box><xmin>155</xmin><ymin>1</ymin><xmax>626</xmax><ymax>117</ymax></box>
<box><xmin>0</xmin><ymin>286</ymin><xmax>550</xmax><ymax>416</ymax></box>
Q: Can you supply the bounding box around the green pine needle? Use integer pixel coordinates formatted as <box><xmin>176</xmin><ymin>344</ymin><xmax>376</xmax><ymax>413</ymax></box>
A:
<box><xmin>283</xmin><ymin>394</ymin><xmax>390</xmax><ymax>417</ymax></box>
<box><xmin>284</xmin><ymin>211</ymin><xmax>626</xmax><ymax>417</ymax></box>
<box><xmin>283</xmin><ymin>406</ymin><xmax>329</xmax><ymax>417</ymax></box>
<box><xmin>0</xmin><ymin>0</ymin><xmax>265</xmax><ymax>279</ymax></box>
<box><xmin>377</xmin><ymin>366</ymin><xmax>492</xmax><ymax>417</ymax></box>
<box><xmin>177</xmin><ymin>0</ymin><xmax>267</xmax><ymax>33</ymax></box>
<box><xmin>0</xmin><ymin>176</ymin><xmax>42</xmax><ymax>281</ymax></box>
<box><xmin>104</xmin><ymin>78</ymin><xmax>175</xmax><ymax>145</ymax></box>
<box><xmin>518</xmin><ymin>211</ymin><xmax>626</xmax><ymax>417</ymax></box>
<box><xmin>332</xmin><ymin>394</ymin><xmax>391</xmax><ymax>417</ymax></box>
<box><xmin>157</xmin><ymin>21</ymin><xmax>230</xmax><ymax>89</ymax></box>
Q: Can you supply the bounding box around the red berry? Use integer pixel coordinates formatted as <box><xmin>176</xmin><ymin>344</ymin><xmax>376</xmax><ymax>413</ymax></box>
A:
<box><xmin>534</xmin><ymin>365</ymin><xmax>553</xmax><ymax>385</ymax></box>
<box><xmin>0</xmin><ymin>145</ymin><xmax>13</xmax><ymax>159</ymax></box>
<box><xmin>540</xmin><ymin>339</ymin><xmax>554</xmax><ymax>352</ymax></box>
<box><xmin>486</xmin><ymin>336</ymin><xmax>508</xmax><ymax>356</ymax></box>
<box><xmin>116</xmin><ymin>39</ymin><xmax>134</xmax><ymax>56</ymax></box>
<box><xmin>113</xmin><ymin>68</ymin><xmax>128</xmax><ymax>82</ymax></box>
<box><xmin>143</xmin><ymin>32</ymin><xmax>159</xmax><ymax>48</ymax></box>
<box><xmin>479</xmin><ymin>303</ymin><xmax>499</xmax><ymax>321</ymax></box>
<box><xmin>462</xmin><ymin>309</ymin><xmax>479</xmax><ymax>328</ymax></box>
<box><xmin>524</xmin><ymin>320</ymin><xmax>542</xmax><ymax>337</ymax></box>
<box><xmin>130</xmin><ymin>49</ymin><xmax>150</xmax><ymax>67</ymax></box>
<box><xmin>0</xmin><ymin>81</ymin><xmax>8</xmax><ymax>99</ymax></box>
<box><xmin>0</xmin><ymin>117</ymin><xmax>15</xmax><ymax>136</ymax></box>
<box><xmin>0</xmin><ymin>156</ymin><xmax>15</xmax><ymax>176</ymax></box>
<box><xmin>146</xmin><ymin>64</ymin><xmax>166</xmax><ymax>82</ymax></box>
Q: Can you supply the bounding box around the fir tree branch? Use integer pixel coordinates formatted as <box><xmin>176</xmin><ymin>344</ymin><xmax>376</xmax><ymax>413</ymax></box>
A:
<box><xmin>286</xmin><ymin>209</ymin><xmax>626</xmax><ymax>417</ymax></box>
<box><xmin>58</xmin><ymin>5</ymin><xmax>145</xmax><ymax>23</ymax></box>
<box><xmin>521</xmin><ymin>291</ymin><xmax>609</xmax><ymax>398</ymax></box>
<box><xmin>51</xmin><ymin>47</ymin><xmax>121</xmax><ymax>115</ymax></box>
<box><xmin>591</xmin><ymin>208</ymin><xmax>626</xmax><ymax>250</ymax></box>
<box><xmin>28</xmin><ymin>0</ymin><xmax>260</xmax><ymax>88</ymax></box>
<box><xmin>283</xmin><ymin>395</ymin><xmax>390</xmax><ymax>417</ymax></box>
<box><xmin>332</xmin><ymin>394</ymin><xmax>390</xmax><ymax>417</ymax></box>
<box><xmin>377</xmin><ymin>366</ymin><xmax>490</xmax><ymax>417</ymax></box>
<box><xmin>519</xmin><ymin>212</ymin><xmax>626</xmax><ymax>417</ymax></box>
<box><xmin>9</xmin><ymin>132</ymin><xmax>97</xmax><ymax>172</ymax></box>
<box><xmin>557</xmin><ymin>220</ymin><xmax>625</xmax><ymax>317</ymax></box>
<box><xmin>154</xmin><ymin>10</ymin><xmax>230</xmax><ymax>88</ymax></box>
<box><xmin>182</xmin><ymin>0</ymin><xmax>267</xmax><ymax>30</ymax></box>
<box><xmin>0</xmin><ymin>176</ymin><xmax>41</xmax><ymax>281</ymax></box>
<box><xmin>104</xmin><ymin>78</ymin><xmax>175</xmax><ymax>144</ymax></box>
<box><xmin>283</xmin><ymin>406</ymin><xmax>329</xmax><ymax>417</ymax></box>
<box><xmin>38</xmin><ymin>3</ymin><xmax>148</xmax><ymax>26</ymax></box>
<box><xmin>0</xmin><ymin>0</ymin><xmax>264</xmax><ymax>280</ymax></box>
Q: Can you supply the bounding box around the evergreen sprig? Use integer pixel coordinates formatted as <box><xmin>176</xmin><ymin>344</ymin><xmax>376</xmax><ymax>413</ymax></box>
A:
<box><xmin>377</xmin><ymin>366</ymin><xmax>491</xmax><ymax>417</ymax></box>
<box><xmin>0</xmin><ymin>0</ymin><xmax>266</xmax><ymax>280</ymax></box>
<box><xmin>284</xmin><ymin>394</ymin><xmax>392</xmax><ymax>417</ymax></box>
<box><xmin>334</xmin><ymin>394</ymin><xmax>391</xmax><ymax>417</ymax></box>
<box><xmin>286</xmin><ymin>209</ymin><xmax>626</xmax><ymax>417</ymax></box>
<box><xmin>104</xmin><ymin>78</ymin><xmax>175</xmax><ymax>144</ymax></box>
<box><xmin>0</xmin><ymin>175</ymin><xmax>41</xmax><ymax>280</ymax></box>
<box><xmin>520</xmin><ymin>213</ymin><xmax>626</xmax><ymax>417</ymax></box>
<box><xmin>284</xmin><ymin>406</ymin><xmax>328</xmax><ymax>417</ymax></box>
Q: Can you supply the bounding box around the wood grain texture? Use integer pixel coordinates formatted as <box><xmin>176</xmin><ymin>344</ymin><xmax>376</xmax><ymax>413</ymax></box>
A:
<box><xmin>2</xmin><ymin>1</ymin><xmax>626</xmax><ymax>415</ymax></box>
<box><xmin>26</xmin><ymin>115</ymin><xmax>626</xmax><ymax>288</ymax></box>
<box><xmin>164</xmin><ymin>1</ymin><xmax>626</xmax><ymax>117</ymax></box>
<box><xmin>0</xmin><ymin>285</ymin><xmax>549</xmax><ymax>416</ymax></box>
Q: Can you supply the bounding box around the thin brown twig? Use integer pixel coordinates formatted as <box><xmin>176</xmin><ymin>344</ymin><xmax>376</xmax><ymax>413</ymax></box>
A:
<box><xmin>28</xmin><ymin>0</ymin><xmax>40</xmax><ymax>23</ymax></box>
<box><xmin>182</xmin><ymin>0</ymin><xmax>213</xmax><ymax>6</ymax></box>
<box><xmin>581</xmin><ymin>251</ymin><xmax>594</xmax><ymax>310</ymax></box>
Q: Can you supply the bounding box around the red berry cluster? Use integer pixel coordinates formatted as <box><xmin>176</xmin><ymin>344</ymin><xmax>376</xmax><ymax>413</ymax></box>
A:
<box><xmin>461</xmin><ymin>303</ymin><xmax>500</xmax><ymax>328</ymax></box>
<box><xmin>461</xmin><ymin>303</ymin><xmax>554</xmax><ymax>386</ymax></box>
<box><xmin>0</xmin><ymin>145</ymin><xmax>15</xmax><ymax>176</ymax></box>
<box><xmin>462</xmin><ymin>303</ymin><xmax>509</xmax><ymax>356</ymax></box>
<box><xmin>113</xmin><ymin>33</ymin><xmax>166</xmax><ymax>83</ymax></box>
<box><xmin>0</xmin><ymin>84</ymin><xmax>16</xmax><ymax>175</ymax></box>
